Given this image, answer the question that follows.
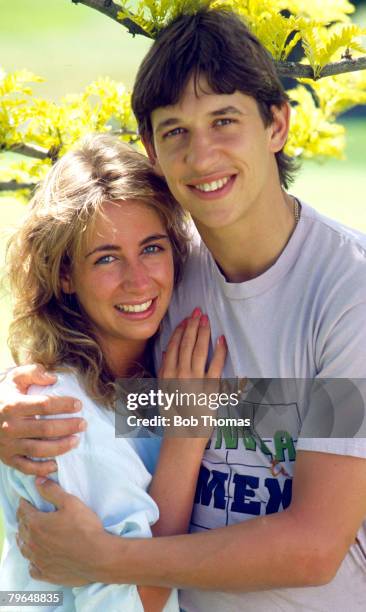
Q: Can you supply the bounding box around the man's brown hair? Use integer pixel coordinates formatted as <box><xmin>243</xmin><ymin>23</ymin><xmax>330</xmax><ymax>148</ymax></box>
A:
<box><xmin>132</xmin><ymin>9</ymin><xmax>297</xmax><ymax>188</ymax></box>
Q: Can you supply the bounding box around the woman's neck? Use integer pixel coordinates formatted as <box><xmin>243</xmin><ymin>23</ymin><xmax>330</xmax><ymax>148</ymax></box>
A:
<box><xmin>96</xmin><ymin>336</ymin><xmax>149</xmax><ymax>378</ymax></box>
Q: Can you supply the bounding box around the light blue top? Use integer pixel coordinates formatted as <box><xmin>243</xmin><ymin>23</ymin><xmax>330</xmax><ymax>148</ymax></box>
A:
<box><xmin>0</xmin><ymin>372</ymin><xmax>177</xmax><ymax>612</ymax></box>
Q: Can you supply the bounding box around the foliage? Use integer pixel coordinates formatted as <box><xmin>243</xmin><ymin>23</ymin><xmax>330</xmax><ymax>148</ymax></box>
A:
<box><xmin>116</xmin><ymin>0</ymin><xmax>212</xmax><ymax>37</ymax></box>
<box><xmin>1</xmin><ymin>0</ymin><xmax>366</xmax><ymax>197</ymax></box>
<box><xmin>0</xmin><ymin>72</ymin><xmax>137</xmax><ymax>196</ymax></box>
<box><xmin>116</xmin><ymin>0</ymin><xmax>365</xmax><ymax>65</ymax></box>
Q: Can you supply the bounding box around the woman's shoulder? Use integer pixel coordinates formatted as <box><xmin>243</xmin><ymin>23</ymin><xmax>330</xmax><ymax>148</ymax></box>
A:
<box><xmin>28</xmin><ymin>368</ymin><xmax>85</xmax><ymax>400</ymax></box>
<box><xmin>27</xmin><ymin>368</ymin><xmax>109</xmax><ymax>428</ymax></box>
<box><xmin>27</xmin><ymin>369</ymin><xmax>153</xmax><ymax>470</ymax></box>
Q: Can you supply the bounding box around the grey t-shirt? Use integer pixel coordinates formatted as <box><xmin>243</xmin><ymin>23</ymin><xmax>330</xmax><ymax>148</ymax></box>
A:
<box><xmin>157</xmin><ymin>202</ymin><xmax>366</xmax><ymax>611</ymax></box>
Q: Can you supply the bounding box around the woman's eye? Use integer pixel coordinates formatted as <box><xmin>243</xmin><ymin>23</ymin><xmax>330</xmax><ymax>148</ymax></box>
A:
<box><xmin>163</xmin><ymin>127</ymin><xmax>185</xmax><ymax>139</ymax></box>
<box><xmin>143</xmin><ymin>245</ymin><xmax>163</xmax><ymax>255</ymax></box>
<box><xmin>95</xmin><ymin>255</ymin><xmax>116</xmax><ymax>265</ymax></box>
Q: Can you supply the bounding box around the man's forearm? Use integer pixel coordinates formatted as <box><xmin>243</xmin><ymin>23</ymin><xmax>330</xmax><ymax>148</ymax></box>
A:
<box><xmin>19</xmin><ymin>450</ymin><xmax>364</xmax><ymax>589</ymax></box>
<box><xmin>92</xmin><ymin>508</ymin><xmax>337</xmax><ymax>592</ymax></box>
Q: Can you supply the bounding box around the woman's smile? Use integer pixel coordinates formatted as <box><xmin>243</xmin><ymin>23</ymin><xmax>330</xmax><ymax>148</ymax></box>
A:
<box><xmin>61</xmin><ymin>199</ymin><xmax>174</xmax><ymax>359</ymax></box>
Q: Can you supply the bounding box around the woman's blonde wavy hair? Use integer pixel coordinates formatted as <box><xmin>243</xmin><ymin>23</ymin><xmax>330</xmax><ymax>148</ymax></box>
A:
<box><xmin>7</xmin><ymin>134</ymin><xmax>189</xmax><ymax>407</ymax></box>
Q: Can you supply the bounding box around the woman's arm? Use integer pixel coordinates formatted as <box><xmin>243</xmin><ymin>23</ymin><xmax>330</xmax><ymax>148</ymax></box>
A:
<box><xmin>139</xmin><ymin>310</ymin><xmax>226</xmax><ymax>609</ymax></box>
<box><xmin>149</xmin><ymin>309</ymin><xmax>226</xmax><ymax>536</ymax></box>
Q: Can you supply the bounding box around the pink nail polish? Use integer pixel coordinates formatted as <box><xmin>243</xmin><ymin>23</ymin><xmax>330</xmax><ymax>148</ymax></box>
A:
<box><xmin>200</xmin><ymin>314</ymin><xmax>209</xmax><ymax>326</ymax></box>
<box><xmin>192</xmin><ymin>307</ymin><xmax>201</xmax><ymax>318</ymax></box>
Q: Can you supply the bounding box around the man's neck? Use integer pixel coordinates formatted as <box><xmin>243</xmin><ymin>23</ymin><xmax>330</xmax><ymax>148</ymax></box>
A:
<box><xmin>195</xmin><ymin>190</ymin><xmax>298</xmax><ymax>283</ymax></box>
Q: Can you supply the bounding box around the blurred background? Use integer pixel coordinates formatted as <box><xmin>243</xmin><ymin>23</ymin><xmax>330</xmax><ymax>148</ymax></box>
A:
<box><xmin>0</xmin><ymin>0</ymin><xmax>366</xmax><ymax>550</ymax></box>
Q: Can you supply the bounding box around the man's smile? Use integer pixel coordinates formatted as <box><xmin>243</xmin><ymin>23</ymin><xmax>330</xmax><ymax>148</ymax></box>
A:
<box><xmin>187</xmin><ymin>174</ymin><xmax>237</xmax><ymax>199</ymax></box>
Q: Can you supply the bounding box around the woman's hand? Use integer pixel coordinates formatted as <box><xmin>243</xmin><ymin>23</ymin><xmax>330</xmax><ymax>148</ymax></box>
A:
<box><xmin>158</xmin><ymin>307</ymin><xmax>226</xmax><ymax>437</ymax></box>
<box><xmin>150</xmin><ymin>309</ymin><xmax>226</xmax><ymax>541</ymax></box>
<box><xmin>159</xmin><ymin>307</ymin><xmax>226</xmax><ymax>379</ymax></box>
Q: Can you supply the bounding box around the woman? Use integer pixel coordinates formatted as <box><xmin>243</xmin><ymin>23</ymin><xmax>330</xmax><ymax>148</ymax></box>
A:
<box><xmin>0</xmin><ymin>134</ymin><xmax>226</xmax><ymax>611</ymax></box>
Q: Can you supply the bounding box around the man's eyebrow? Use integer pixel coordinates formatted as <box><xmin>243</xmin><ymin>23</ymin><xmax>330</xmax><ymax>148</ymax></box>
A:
<box><xmin>155</xmin><ymin>118</ymin><xmax>181</xmax><ymax>134</ymax></box>
<box><xmin>155</xmin><ymin>106</ymin><xmax>244</xmax><ymax>133</ymax></box>
<box><xmin>85</xmin><ymin>235</ymin><xmax>169</xmax><ymax>258</ymax></box>
<box><xmin>210</xmin><ymin>106</ymin><xmax>244</xmax><ymax>117</ymax></box>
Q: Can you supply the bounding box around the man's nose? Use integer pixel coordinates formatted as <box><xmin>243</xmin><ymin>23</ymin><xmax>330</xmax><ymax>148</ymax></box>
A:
<box><xmin>184</xmin><ymin>131</ymin><xmax>220</xmax><ymax>172</ymax></box>
<box><xmin>121</xmin><ymin>261</ymin><xmax>152</xmax><ymax>294</ymax></box>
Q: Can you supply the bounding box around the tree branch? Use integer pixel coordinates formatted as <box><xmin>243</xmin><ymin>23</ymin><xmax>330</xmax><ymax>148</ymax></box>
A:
<box><xmin>5</xmin><ymin>143</ymin><xmax>61</xmax><ymax>163</ymax></box>
<box><xmin>111</xmin><ymin>128</ymin><xmax>138</xmax><ymax>136</ymax></box>
<box><xmin>71</xmin><ymin>0</ymin><xmax>153</xmax><ymax>38</ymax></box>
<box><xmin>0</xmin><ymin>181</ymin><xmax>35</xmax><ymax>192</ymax></box>
<box><xmin>8</xmin><ymin>143</ymin><xmax>49</xmax><ymax>160</ymax></box>
<box><xmin>275</xmin><ymin>56</ymin><xmax>366</xmax><ymax>80</ymax></box>
<box><xmin>71</xmin><ymin>2</ymin><xmax>366</xmax><ymax>77</ymax></box>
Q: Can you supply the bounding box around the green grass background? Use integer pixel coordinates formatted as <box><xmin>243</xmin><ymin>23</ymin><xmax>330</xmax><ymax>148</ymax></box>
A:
<box><xmin>0</xmin><ymin>0</ymin><xmax>366</xmax><ymax>555</ymax></box>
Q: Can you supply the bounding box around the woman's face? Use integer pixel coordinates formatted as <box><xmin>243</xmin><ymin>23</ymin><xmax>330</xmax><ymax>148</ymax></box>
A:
<box><xmin>62</xmin><ymin>199</ymin><xmax>174</xmax><ymax>354</ymax></box>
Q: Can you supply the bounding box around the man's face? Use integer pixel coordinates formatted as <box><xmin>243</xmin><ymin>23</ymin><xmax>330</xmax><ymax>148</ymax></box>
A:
<box><xmin>146</xmin><ymin>76</ymin><xmax>289</xmax><ymax>231</ymax></box>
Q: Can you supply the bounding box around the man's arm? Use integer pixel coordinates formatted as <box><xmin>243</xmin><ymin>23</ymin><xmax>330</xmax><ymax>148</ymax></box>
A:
<box><xmin>17</xmin><ymin>449</ymin><xmax>366</xmax><ymax>590</ymax></box>
<box><xmin>0</xmin><ymin>364</ymin><xmax>86</xmax><ymax>476</ymax></box>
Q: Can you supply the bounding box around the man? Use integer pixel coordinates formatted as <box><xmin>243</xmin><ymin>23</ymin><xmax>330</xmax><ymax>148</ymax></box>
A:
<box><xmin>1</xmin><ymin>9</ymin><xmax>366</xmax><ymax>611</ymax></box>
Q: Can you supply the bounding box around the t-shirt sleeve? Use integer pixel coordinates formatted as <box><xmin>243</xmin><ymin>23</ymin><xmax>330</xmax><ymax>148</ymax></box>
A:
<box><xmin>298</xmin><ymin>301</ymin><xmax>366</xmax><ymax>457</ymax></box>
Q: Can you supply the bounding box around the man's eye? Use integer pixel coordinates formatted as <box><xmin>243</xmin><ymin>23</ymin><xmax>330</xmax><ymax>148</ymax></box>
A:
<box><xmin>143</xmin><ymin>245</ymin><xmax>163</xmax><ymax>254</ymax></box>
<box><xmin>95</xmin><ymin>255</ymin><xmax>116</xmax><ymax>265</ymax></box>
<box><xmin>215</xmin><ymin>118</ymin><xmax>235</xmax><ymax>127</ymax></box>
<box><xmin>163</xmin><ymin>127</ymin><xmax>185</xmax><ymax>139</ymax></box>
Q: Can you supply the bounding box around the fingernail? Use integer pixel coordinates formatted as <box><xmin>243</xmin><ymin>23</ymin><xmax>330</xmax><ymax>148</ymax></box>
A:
<box><xmin>78</xmin><ymin>420</ymin><xmax>87</xmax><ymax>432</ymax></box>
<box><xmin>35</xmin><ymin>477</ymin><xmax>47</xmax><ymax>486</ymax></box>
<box><xmin>200</xmin><ymin>314</ymin><xmax>209</xmax><ymax>326</ymax></box>
<box><xmin>192</xmin><ymin>307</ymin><xmax>201</xmax><ymax>318</ymax></box>
<box><xmin>74</xmin><ymin>400</ymin><xmax>82</xmax><ymax>411</ymax></box>
<box><xmin>70</xmin><ymin>435</ymin><xmax>80</xmax><ymax>448</ymax></box>
<box><xmin>43</xmin><ymin>372</ymin><xmax>57</xmax><ymax>381</ymax></box>
<box><xmin>179</xmin><ymin>318</ymin><xmax>188</xmax><ymax>328</ymax></box>
<box><xmin>218</xmin><ymin>335</ymin><xmax>226</xmax><ymax>346</ymax></box>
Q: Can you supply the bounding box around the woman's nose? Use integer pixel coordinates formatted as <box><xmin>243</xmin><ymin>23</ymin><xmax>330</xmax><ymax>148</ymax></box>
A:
<box><xmin>120</xmin><ymin>261</ymin><xmax>153</xmax><ymax>295</ymax></box>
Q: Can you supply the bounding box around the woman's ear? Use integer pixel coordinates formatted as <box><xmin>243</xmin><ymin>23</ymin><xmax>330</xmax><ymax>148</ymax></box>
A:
<box><xmin>60</xmin><ymin>273</ymin><xmax>74</xmax><ymax>295</ymax></box>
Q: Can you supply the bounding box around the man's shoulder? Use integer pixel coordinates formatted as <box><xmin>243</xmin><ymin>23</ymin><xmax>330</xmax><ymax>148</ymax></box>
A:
<box><xmin>298</xmin><ymin>203</ymin><xmax>366</xmax><ymax>346</ymax></box>
<box><xmin>299</xmin><ymin>203</ymin><xmax>366</xmax><ymax>296</ymax></box>
<box><xmin>301</xmin><ymin>202</ymin><xmax>366</xmax><ymax>256</ymax></box>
